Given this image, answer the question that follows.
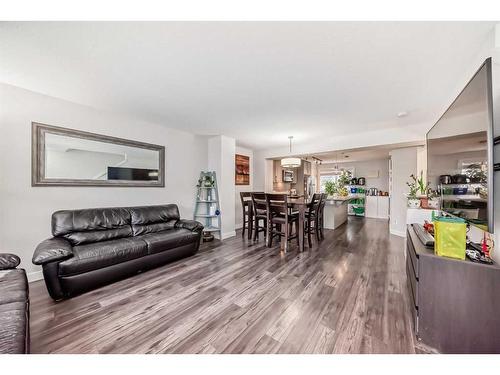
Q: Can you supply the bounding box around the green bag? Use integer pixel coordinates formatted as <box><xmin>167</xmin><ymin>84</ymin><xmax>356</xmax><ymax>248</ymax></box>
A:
<box><xmin>433</xmin><ymin>216</ymin><xmax>466</xmax><ymax>260</ymax></box>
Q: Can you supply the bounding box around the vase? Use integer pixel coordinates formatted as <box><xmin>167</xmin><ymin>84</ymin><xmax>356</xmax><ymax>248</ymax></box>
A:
<box><xmin>427</xmin><ymin>199</ymin><xmax>439</xmax><ymax>209</ymax></box>
<box><xmin>407</xmin><ymin>198</ymin><xmax>421</xmax><ymax>209</ymax></box>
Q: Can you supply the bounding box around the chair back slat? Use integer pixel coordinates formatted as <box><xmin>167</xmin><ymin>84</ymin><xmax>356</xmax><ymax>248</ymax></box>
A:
<box><xmin>251</xmin><ymin>192</ymin><xmax>267</xmax><ymax>212</ymax></box>
<box><xmin>265</xmin><ymin>193</ymin><xmax>288</xmax><ymax>216</ymax></box>
<box><xmin>240</xmin><ymin>192</ymin><xmax>252</xmax><ymax>207</ymax></box>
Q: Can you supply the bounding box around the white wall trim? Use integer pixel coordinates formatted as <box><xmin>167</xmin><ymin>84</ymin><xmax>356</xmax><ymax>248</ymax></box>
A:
<box><xmin>27</xmin><ymin>270</ymin><xmax>43</xmax><ymax>283</ymax></box>
<box><xmin>234</xmin><ymin>223</ymin><xmax>243</xmax><ymax>230</ymax></box>
<box><xmin>221</xmin><ymin>231</ymin><xmax>236</xmax><ymax>240</ymax></box>
<box><xmin>390</xmin><ymin>228</ymin><xmax>406</xmax><ymax>237</ymax></box>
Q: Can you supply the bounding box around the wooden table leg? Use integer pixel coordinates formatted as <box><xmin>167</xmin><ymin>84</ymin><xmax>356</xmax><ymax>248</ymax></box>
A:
<box><xmin>298</xmin><ymin>204</ymin><xmax>305</xmax><ymax>252</ymax></box>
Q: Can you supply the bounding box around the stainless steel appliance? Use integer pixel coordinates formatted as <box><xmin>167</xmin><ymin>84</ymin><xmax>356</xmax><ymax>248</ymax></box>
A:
<box><xmin>304</xmin><ymin>175</ymin><xmax>316</xmax><ymax>199</ymax></box>
<box><xmin>282</xmin><ymin>169</ymin><xmax>294</xmax><ymax>182</ymax></box>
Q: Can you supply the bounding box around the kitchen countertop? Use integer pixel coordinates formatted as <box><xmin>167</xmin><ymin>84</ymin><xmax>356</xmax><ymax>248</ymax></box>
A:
<box><xmin>326</xmin><ymin>196</ymin><xmax>353</xmax><ymax>202</ymax></box>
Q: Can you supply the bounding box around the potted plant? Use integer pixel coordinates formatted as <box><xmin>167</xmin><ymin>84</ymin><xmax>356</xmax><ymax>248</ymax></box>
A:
<box><xmin>406</xmin><ymin>174</ymin><xmax>421</xmax><ymax>208</ymax></box>
<box><xmin>336</xmin><ymin>170</ymin><xmax>351</xmax><ymax>197</ymax></box>
<box><xmin>324</xmin><ymin>180</ymin><xmax>337</xmax><ymax>198</ymax></box>
<box><xmin>427</xmin><ymin>189</ymin><xmax>440</xmax><ymax>209</ymax></box>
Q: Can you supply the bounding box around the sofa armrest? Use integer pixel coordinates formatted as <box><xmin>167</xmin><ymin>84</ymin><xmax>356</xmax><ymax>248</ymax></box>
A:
<box><xmin>0</xmin><ymin>253</ymin><xmax>21</xmax><ymax>270</ymax></box>
<box><xmin>32</xmin><ymin>238</ymin><xmax>74</xmax><ymax>266</ymax></box>
<box><xmin>175</xmin><ymin>219</ymin><xmax>204</xmax><ymax>233</ymax></box>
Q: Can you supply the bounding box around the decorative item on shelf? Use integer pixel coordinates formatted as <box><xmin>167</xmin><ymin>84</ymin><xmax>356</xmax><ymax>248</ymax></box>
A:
<box><xmin>406</xmin><ymin>173</ymin><xmax>421</xmax><ymax>208</ymax></box>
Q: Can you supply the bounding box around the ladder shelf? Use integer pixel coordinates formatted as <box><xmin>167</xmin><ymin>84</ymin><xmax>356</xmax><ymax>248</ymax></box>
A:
<box><xmin>194</xmin><ymin>171</ymin><xmax>221</xmax><ymax>241</ymax></box>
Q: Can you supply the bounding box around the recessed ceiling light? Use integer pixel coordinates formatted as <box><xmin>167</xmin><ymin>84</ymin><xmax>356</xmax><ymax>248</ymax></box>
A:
<box><xmin>397</xmin><ymin>111</ymin><xmax>409</xmax><ymax>118</ymax></box>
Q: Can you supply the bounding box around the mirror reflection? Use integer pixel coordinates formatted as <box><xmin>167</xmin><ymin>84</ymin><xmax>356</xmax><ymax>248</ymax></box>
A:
<box><xmin>427</xmin><ymin>63</ymin><xmax>491</xmax><ymax>231</ymax></box>
<box><xmin>45</xmin><ymin>134</ymin><xmax>160</xmax><ymax>181</ymax></box>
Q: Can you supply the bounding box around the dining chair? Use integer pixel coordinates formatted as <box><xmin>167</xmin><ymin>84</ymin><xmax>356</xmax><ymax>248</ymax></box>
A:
<box><xmin>265</xmin><ymin>193</ymin><xmax>299</xmax><ymax>253</ymax></box>
<box><xmin>251</xmin><ymin>192</ymin><xmax>268</xmax><ymax>241</ymax></box>
<box><xmin>239</xmin><ymin>192</ymin><xmax>253</xmax><ymax>239</ymax></box>
<box><xmin>304</xmin><ymin>193</ymin><xmax>323</xmax><ymax>246</ymax></box>
<box><xmin>317</xmin><ymin>193</ymin><xmax>326</xmax><ymax>240</ymax></box>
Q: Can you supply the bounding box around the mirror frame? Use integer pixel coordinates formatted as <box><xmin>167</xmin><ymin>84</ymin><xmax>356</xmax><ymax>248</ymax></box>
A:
<box><xmin>32</xmin><ymin>122</ymin><xmax>165</xmax><ymax>187</ymax></box>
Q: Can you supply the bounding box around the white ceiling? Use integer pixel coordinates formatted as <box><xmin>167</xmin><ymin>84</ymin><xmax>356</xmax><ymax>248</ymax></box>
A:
<box><xmin>0</xmin><ymin>22</ymin><xmax>495</xmax><ymax>150</ymax></box>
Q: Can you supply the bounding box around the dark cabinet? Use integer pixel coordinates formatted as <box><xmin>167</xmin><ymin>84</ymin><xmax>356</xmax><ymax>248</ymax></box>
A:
<box><xmin>406</xmin><ymin>225</ymin><xmax>500</xmax><ymax>353</ymax></box>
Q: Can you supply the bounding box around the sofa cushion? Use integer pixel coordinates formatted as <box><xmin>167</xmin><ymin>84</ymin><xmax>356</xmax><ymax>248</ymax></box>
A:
<box><xmin>129</xmin><ymin>204</ymin><xmax>180</xmax><ymax>236</ymax></box>
<box><xmin>141</xmin><ymin>228</ymin><xmax>199</xmax><ymax>254</ymax></box>
<box><xmin>58</xmin><ymin>237</ymin><xmax>148</xmax><ymax>276</ymax></box>
<box><xmin>0</xmin><ymin>254</ymin><xmax>21</xmax><ymax>270</ymax></box>
<box><xmin>0</xmin><ymin>269</ymin><xmax>28</xmax><ymax>354</ymax></box>
<box><xmin>52</xmin><ymin>207</ymin><xmax>132</xmax><ymax>246</ymax></box>
<box><xmin>0</xmin><ymin>301</ymin><xmax>28</xmax><ymax>354</ymax></box>
<box><xmin>0</xmin><ymin>269</ymin><xmax>28</xmax><ymax>305</ymax></box>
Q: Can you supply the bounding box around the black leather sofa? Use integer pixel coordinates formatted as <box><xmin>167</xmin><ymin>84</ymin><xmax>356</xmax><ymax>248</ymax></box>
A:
<box><xmin>0</xmin><ymin>253</ymin><xmax>29</xmax><ymax>354</ymax></box>
<box><xmin>33</xmin><ymin>204</ymin><xmax>203</xmax><ymax>301</ymax></box>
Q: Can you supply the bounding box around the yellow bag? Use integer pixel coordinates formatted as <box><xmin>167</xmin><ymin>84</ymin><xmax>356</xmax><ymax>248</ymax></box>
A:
<box><xmin>434</xmin><ymin>217</ymin><xmax>466</xmax><ymax>260</ymax></box>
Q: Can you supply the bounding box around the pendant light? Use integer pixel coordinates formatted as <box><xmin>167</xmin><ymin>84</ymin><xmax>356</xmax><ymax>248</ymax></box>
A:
<box><xmin>332</xmin><ymin>151</ymin><xmax>341</xmax><ymax>175</ymax></box>
<box><xmin>280</xmin><ymin>136</ymin><xmax>301</xmax><ymax>168</ymax></box>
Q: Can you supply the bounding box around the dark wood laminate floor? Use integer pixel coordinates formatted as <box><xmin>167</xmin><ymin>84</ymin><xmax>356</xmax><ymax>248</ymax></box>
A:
<box><xmin>29</xmin><ymin>217</ymin><xmax>422</xmax><ymax>354</ymax></box>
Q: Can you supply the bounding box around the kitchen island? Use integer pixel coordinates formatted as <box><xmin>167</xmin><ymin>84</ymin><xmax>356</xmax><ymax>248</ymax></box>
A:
<box><xmin>323</xmin><ymin>196</ymin><xmax>354</xmax><ymax>229</ymax></box>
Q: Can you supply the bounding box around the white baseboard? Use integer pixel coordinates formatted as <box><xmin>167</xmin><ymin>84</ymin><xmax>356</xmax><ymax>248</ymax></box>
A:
<box><xmin>234</xmin><ymin>223</ymin><xmax>243</xmax><ymax>230</ymax></box>
<box><xmin>221</xmin><ymin>231</ymin><xmax>236</xmax><ymax>240</ymax></box>
<box><xmin>390</xmin><ymin>228</ymin><xmax>406</xmax><ymax>237</ymax></box>
<box><xmin>27</xmin><ymin>270</ymin><xmax>43</xmax><ymax>282</ymax></box>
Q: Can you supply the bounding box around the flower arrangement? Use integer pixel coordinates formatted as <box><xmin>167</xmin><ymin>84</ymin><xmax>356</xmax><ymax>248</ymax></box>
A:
<box><xmin>406</xmin><ymin>174</ymin><xmax>419</xmax><ymax>199</ymax></box>
<box><xmin>407</xmin><ymin>171</ymin><xmax>429</xmax><ymax>198</ymax></box>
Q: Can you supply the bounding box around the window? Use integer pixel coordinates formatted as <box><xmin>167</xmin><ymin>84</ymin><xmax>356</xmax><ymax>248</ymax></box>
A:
<box><xmin>319</xmin><ymin>175</ymin><xmax>338</xmax><ymax>193</ymax></box>
<box><xmin>319</xmin><ymin>167</ymin><xmax>355</xmax><ymax>192</ymax></box>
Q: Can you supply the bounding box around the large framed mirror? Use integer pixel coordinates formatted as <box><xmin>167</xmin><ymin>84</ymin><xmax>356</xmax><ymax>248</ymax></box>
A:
<box><xmin>32</xmin><ymin>122</ymin><xmax>165</xmax><ymax>187</ymax></box>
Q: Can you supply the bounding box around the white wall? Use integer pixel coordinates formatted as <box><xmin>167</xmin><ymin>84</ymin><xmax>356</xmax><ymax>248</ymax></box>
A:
<box><xmin>208</xmin><ymin>135</ymin><xmax>236</xmax><ymax>239</ymax></box>
<box><xmin>0</xmin><ymin>83</ymin><xmax>208</xmax><ymax>280</ymax></box>
<box><xmin>234</xmin><ymin>146</ymin><xmax>254</xmax><ymax>229</ymax></box>
<box><xmin>389</xmin><ymin>147</ymin><xmax>418</xmax><ymax>237</ymax></box>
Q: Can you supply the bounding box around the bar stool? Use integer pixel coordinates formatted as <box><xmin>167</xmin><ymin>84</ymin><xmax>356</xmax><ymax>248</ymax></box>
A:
<box><xmin>304</xmin><ymin>193</ymin><xmax>322</xmax><ymax>247</ymax></box>
<box><xmin>317</xmin><ymin>193</ymin><xmax>326</xmax><ymax>240</ymax></box>
<box><xmin>266</xmin><ymin>193</ymin><xmax>299</xmax><ymax>253</ymax></box>
<box><xmin>251</xmin><ymin>192</ymin><xmax>267</xmax><ymax>241</ymax></box>
<box><xmin>239</xmin><ymin>192</ymin><xmax>253</xmax><ymax>240</ymax></box>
